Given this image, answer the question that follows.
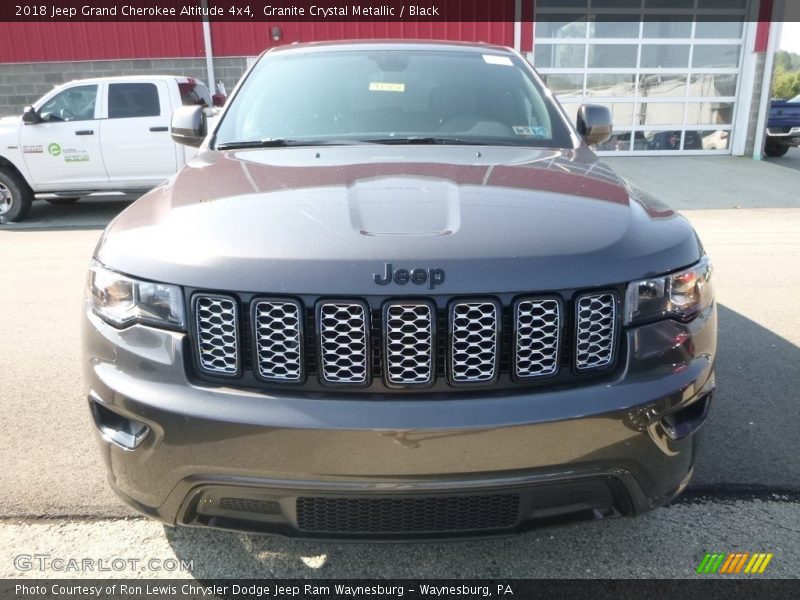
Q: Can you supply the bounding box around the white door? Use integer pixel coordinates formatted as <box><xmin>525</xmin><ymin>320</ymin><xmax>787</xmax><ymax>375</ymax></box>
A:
<box><xmin>99</xmin><ymin>81</ymin><xmax>178</xmax><ymax>186</ymax></box>
<box><xmin>18</xmin><ymin>83</ymin><xmax>108</xmax><ymax>189</ymax></box>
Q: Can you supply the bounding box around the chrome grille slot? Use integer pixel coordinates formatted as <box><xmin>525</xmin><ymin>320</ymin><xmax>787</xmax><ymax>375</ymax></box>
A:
<box><xmin>252</xmin><ymin>299</ymin><xmax>303</xmax><ymax>382</ymax></box>
<box><xmin>318</xmin><ymin>301</ymin><xmax>370</xmax><ymax>385</ymax></box>
<box><xmin>515</xmin><ymin>298</ymin><xmax>561</xmax><ymax>379</ymax></box>
<box><xmin>194</xmin><ymin>294</ymin><xmax>239</xmax><ymax>376</ymax></box>
<box><xmin>449</xmin><ymin>300</ymin><xmax>499</xmax><ymax>384</ymax></box>
<box><xmin>384</xmin><ymin>302</ymin><xmax>435</xmax><ymax>386</ymax></box>
<box><xmin>575</xmin><ymin>292</ymin><xmax>617</xmax><ymax>371</ymax></box>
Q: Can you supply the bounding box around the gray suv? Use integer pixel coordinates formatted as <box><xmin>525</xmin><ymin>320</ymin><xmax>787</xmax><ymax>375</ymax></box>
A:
<box><xmin>84</xmin><ymin>41</ymin><xmax>716</xmax><ymax>540</ymax></box>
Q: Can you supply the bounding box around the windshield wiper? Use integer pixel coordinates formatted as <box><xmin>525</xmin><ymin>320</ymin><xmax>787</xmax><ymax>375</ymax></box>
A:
<box><xmin>216</xmin><ymin>138</ymin><xmax>366</xmax><ymax>150</ymax></box>
<box><xmin>363</xmin><ymin>136</ymin><xmax>493</xmax><ymax>146</ymax></box>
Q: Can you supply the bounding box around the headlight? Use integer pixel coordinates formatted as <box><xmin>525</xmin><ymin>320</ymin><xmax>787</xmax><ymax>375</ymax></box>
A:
<box><xmin>624</xmin><ymin>256</ymin><xmax>713</xmax><ymax>325</ymax></box>
<box><xmin>87</xmin><ymin>261</ymin><xmax>186</xmax><ymax>330</ymax></box>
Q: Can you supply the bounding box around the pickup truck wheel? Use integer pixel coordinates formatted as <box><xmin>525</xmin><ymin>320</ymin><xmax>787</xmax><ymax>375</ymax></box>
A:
<box><xmin>0</xmin><ymin>169</ymin><xmax>33</xmax><ymax>224</ymax></box>
<box><xmin>45</xmin><ymin>197</ymin><xmax>80</xmax><ymax>205</ymax></box>
<box><xmin>764</xmin><ymin>141</ymin><xmax>789</xmax><ymax>157</ymax></box>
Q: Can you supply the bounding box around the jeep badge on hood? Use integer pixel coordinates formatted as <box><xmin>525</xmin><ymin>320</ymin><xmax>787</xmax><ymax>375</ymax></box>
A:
<box><xmin>373</xmin><ymin>263</ymin><xmax>446</xmax><ymax>289</ymax></box>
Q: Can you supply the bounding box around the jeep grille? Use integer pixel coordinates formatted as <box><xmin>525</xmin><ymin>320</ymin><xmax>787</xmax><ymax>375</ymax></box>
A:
<box><xmin>252</xmin><ymin>299</ymin><xmax>303</xmax><ymax>382</ymax></box>
<box><xmin>514</xmin><ymin>298</ymin><xmax>561</xmax><ymax>379</ymax></box>
<box><xmin>193</xmin><ymin>294</ymin><xmax>240</xmax><ymax>376</ymax></box>
<box><xmin>190</xmin><ymin>291</ymin><xmax>620</xmax><ymax>390</ymax></box>
<box><xmin>384</xmin><ymin>302</ymin><xmax>435</xmax><ymax>386</ymax></box>
<box><xmin>575</xmin><ymin>292</ymin><xmax>617</xmax><ymax>371</ymax></box>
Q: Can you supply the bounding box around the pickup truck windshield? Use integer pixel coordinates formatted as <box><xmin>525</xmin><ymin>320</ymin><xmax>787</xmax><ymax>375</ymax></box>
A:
<box><xmin>215</xmin><ymin>49</ymin><xmax>574</xmax><ymax>148</ymax></box>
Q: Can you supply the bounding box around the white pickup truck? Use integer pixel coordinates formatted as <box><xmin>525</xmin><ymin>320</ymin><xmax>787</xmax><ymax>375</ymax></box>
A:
<box><xmin>0</xmin><ymin>75</ymin><xmax>215</xmax><ymax>223</ymax></box>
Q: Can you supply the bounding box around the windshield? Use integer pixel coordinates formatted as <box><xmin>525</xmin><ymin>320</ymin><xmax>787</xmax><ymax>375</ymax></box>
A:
<box><xmin>214</xmin><ymin>48</ymin><xmax>575</xmax><ymax>148</ymax></box>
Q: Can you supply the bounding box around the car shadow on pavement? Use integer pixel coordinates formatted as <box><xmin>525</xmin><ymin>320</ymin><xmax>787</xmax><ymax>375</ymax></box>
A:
<box><xmin>157</xmin><ymin>302</ymin><xmax>800</xmax><ymax>578</ymax></box>
<box><xmin>0</xmin><ymin>197</ymin><xmax>133</xmax><ymax>231</ymax></box>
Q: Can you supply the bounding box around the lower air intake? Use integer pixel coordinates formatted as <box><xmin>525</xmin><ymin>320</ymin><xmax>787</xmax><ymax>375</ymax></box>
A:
<box><xmin>296</xmin><ymin>494</ymin><xmax>519</xmax><ymax>534</ymax></box>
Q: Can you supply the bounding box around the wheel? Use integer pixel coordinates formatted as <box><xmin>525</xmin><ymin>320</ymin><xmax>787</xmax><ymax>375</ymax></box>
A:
<box><xmin>45</xmin><ymin>197</ymin><xmax>80</xmax><ymax>205</ymax></box>
<box><xmin>0</xmin><ymin>167</ymin><xmax>33</xmax><ymax>224</ymax></box>
<box><xmin>764</xmin><ymin>141</ymin><xmax>789</xmax><ymax>157</ymax></box>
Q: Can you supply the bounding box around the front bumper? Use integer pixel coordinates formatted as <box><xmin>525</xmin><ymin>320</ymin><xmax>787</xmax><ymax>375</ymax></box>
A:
<box><xmin>83</xmin><ymin>303</ymin><xmax>716</xmax><ymax>540</ymax></box>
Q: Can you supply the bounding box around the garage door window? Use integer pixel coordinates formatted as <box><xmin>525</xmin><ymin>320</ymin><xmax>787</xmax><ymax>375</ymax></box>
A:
<box><xmin>533</xmin><ymin>0</ymin><xmax>747</xmax><ymax>154</ymax></box>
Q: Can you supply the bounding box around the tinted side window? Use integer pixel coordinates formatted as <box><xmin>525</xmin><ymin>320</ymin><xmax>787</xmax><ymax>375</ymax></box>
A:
<box><xmin>39</xmin><ymin>85</ymin><xmax>98</xmax><ymax>122</ymax></box>
<box><xmin>108</xmin><ymin>83</ymin><xmax>161</xmax><ymax>119</ymax></box>
<box><xmin>179</xmin><ymin>81</ymin><xmax>212</xmax><ymax>107</ymax></box>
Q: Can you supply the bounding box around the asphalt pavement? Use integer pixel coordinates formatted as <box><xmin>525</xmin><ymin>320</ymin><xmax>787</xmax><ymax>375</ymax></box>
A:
<box><xmin>1</xmin><ymin>155</ymin><xmax>799</xmax><ymax>579</ymax></box>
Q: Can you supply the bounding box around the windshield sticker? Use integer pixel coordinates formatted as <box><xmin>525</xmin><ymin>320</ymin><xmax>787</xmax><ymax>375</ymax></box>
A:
<box><xmin>369</xmin><ymin>82</ymin><xmax>406</xmax><ymax>93</ymax></box>
<box><xmin>513</xmin><ymin>126</ymin><xmax>549</xmax><ymax>137</ymax></box>
<box><xmin>483</xmin><ymin>54</ymin><xmax>513</xmax><ymax>66</ymax></box>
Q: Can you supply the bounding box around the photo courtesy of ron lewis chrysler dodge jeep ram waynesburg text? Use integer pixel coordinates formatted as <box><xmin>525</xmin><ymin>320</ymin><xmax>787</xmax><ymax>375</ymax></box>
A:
<box><xmin>84</xmin><ymin>41</ymin><xmax>716</xmax><ymax>541</ymax></box>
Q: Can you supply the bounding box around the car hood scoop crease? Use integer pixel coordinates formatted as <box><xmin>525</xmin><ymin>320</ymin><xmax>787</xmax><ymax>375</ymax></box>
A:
<box><xmin>348</xmin><ymin>177</ymin><xmax>460</xmax><ymax>236</ymax></box>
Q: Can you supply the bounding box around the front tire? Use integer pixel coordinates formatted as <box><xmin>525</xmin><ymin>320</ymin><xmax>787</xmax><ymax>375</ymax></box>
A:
<box><xmin>764</xmin><ymin>140</ymin><xmax>790</xmax><ymax>157</ymax></box>
<box><xmin>45</xmin><ymin>197</ymin><xmax>80</xmax><ymax>205</ymax></box>
<box><xmin>0</xmin><ymin>168</ymin><xmax>33</xmax><ymax>224</ymax></box>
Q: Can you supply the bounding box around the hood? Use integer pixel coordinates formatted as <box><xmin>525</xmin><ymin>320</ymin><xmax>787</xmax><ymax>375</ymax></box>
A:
<box><xmin>97</xmin><ymin>146</ymin><xmax>701</xmax><ymax>294</ymax></box>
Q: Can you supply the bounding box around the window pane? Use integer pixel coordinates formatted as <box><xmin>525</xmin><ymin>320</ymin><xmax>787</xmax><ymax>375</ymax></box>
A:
<box><xmin>588</xmin><ymin>44</ymin><xmax>638</xmax><ymax>68</ymax></box>
<box><xmin>534</xmin><ymin>44</ymin><xmax>586</xmax><ymax>68</ymax></box>
<box><xmin>586</xmin><ymin>74</ymin><xmax>636</xmax><ymax>96</ymax></box>
<box><xmin>537</xmin><ymin>0</ymin><xmax>588</xmax><ymax>7</ymax></box>
<box><xmin>590</xmin><ymin>18</ymin><xmax>640</xmax><ymax>38</ymax></box>
<box><xmin>109</xmin><ymin>83</ymin><xmax>161</xmax><ymax>119</ymax></box>
<box><xmin>695</xmin><ymin>21</ymin><xmax>744</xmax><ymax>38</ymax></box>
<box><xmin>535</xmin><ymin>17</ymin><xmax>588</xmax><ymax>38</ymax></box>
<box><xmin>639</xmin><ymin>130</ymin><xmax>682</xmax><ymax>150</ymax></box>
<box><xmin>597</xmin><ymin>130</ymin><xmax>633</xmax><ymax>151</ymax></box>
<box><xmin>641</xmin><ymin>45</ymin><xmax>690</xmax><ymax>68</ymax></box>
<box><xmin>637</xmin><ymin>102</ymin><xmax>685</xmax><ymax>125</ymax></box>
<box><xmin>592</xmin><ymin>0</ymin><xmax>643</xmax><ymax>8</ymax></box>
<box><xmin>638</xmin><ymin>73</ymin><xmax>688</xmax><ymax>97</ymax></box>
<box><xmin>695</xmin><ymin>0</ymin><xmax>746</xmax><ymax>9</ymax></box>
<box><xmin>593</xmin><ymin>102</ymin><xmax>636</xmax><ymax>127</ymax></box>
<box><xmin>689</xmin><ymin>73</ymin><xmax>738</xmax><ymax>97</ymax></box>
<box><xmin>692</xmin><ymin>45</ymin><xmax>741</xmax><ymax>68</ymax></box>
<box><xmin>645</xmin><ymin>0</ymin><xmax>693</xmax><ymax>7</ymax></box>
<box><xmin>685</xmin><ymin>101</ymin><xmax>734</xmax><ymax>125</ymax></box>
<box><xmin>39</xmin><ymin>84</ymin><xmax>97</xmax><ymax>122</ymax></box>
<box><xmin>694</xmin><ymin>129</ymin><xmax>731</xmax><ymax>150</ymax></box>
<box><xmin>643</xmin><ymin>17</ymin><xmax>692</xmax><ymax>38</ymax></box>
<box><xmin>544</xmin><ymin>74</ymin><xmax>585</xmax><ymax>96</ymax></box>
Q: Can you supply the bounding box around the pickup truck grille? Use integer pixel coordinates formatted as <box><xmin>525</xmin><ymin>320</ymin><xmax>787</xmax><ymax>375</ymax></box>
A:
<box><xmin>191</xmin><ymin>291</ymin><xmax>620</xmax><ymax>389</ymax></box>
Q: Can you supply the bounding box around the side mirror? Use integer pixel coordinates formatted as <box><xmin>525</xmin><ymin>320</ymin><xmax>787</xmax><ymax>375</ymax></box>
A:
<box><xmin>171</xmin><ymin>106</ymin><xmax>207</xmax><ymax>148</ymax></box>
<box><xmin>576</xmin><ymin>104</ymin><xmax>612</xmax><ymax>146</ymax></box>
<box><xmin>21</xmin><ymin>106</ymin><xmax>41</xmax><ymax>125</ymax></box>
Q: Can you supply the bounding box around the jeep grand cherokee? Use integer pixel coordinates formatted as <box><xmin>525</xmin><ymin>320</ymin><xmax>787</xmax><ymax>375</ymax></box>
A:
<box><xmin>83</xmin><ymin>41</ymin><xmax>716</xmax><ymax>540</ymax></box>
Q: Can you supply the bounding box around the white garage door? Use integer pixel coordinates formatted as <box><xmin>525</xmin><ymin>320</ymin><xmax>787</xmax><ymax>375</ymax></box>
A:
<box><xmin>530</xmin><ymin>0</ymin><xmax>749</xmax><ymax>155</ymax></box>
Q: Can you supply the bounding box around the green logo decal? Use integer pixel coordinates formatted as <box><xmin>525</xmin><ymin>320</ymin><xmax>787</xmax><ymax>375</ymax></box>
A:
<box><xmin>47</xmin><ymin>143</ymin><xmax>61</xmax><ymax>157</ymax></box>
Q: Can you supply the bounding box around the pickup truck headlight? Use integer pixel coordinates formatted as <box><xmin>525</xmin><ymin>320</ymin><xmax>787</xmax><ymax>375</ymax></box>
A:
<box><xmin>624</xmin><ymin>256</ymin><xmax>713</xmax><ymax>325</ymax></box>
<box><xmin>88</xmin><ymin>261</ymin><xmax>186</xmax><ymax>330</ymax></box>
